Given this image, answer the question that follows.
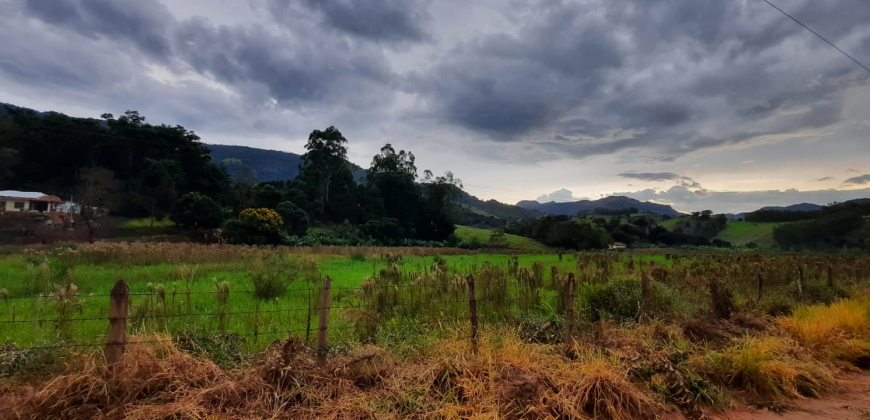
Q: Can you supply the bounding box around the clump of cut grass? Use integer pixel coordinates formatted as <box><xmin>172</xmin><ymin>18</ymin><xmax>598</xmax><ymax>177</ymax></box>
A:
<box><xmin>249</xmin><ymin>258</ymin><xmax>295</xmax><ymax>300</ymax></box>
<box><xmin>779</xmin><ymin>299</ymin><xmax>870</xmax><ymax>364</ymax></box>
<box><xmin>704</xmin><ymin>337</ymin><xmax>835</xmax><ymax>401</ymax></box>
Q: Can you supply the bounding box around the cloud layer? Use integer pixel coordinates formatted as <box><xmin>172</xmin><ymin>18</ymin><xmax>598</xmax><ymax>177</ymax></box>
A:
<box><xmin>1</xmin><ymin>0</ymin><xmax>868</xmax><ymax>210</ymax></box>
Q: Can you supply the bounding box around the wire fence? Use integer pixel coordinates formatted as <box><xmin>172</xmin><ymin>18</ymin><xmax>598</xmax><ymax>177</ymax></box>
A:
<box><xmin>0</xmin><ymin>273</ymin><xmax>577</xmax><ymax>366</ymax></box>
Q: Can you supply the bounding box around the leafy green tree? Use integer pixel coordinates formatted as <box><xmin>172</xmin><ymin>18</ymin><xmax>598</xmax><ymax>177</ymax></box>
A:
<box><xmin>489</xmin><ymin>229</ymin><xmax>509</xmax><ymax>248</ymax></box>
<box><xmin>416</xmin><ymin>171</ymin><xmax>462</xmax><ymax>241</ymax></box>
<box><xmin>76</xmin><ymin>167</ymin><xmax>121</xmax><ymax>243</ymax></box>
<box><xmin>171</xmin><ymin>192</ymin><xmax>224</xmax><ymax>231</ymax></box>
<box><xmin>141</xmin><ymin>159</ymin><xmax>178</xmax><ymax>225</ymax></box>
<box><xmin>254</xmin><ymin>184</ymin><xmax>284</xmax><ymax>209</ymax></box>
<box><xmin>276</xmin><ymin>201</ymin><xmax>310</xmax><ymax>236</ymax></box>
<box><xmin>367</xmin><ymin>144</ymin><xmax>419</xmax><ymax>234</ymax></box>
<box><xmin>298</xmin><ymin>126</ymin><xmax>351</xmax><ymax>217</ymax></box>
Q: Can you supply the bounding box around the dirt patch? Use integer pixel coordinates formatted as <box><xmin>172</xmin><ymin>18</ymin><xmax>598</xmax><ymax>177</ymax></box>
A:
<box><xmin>665</xmin><ymin>373</ymin><xmax>870</xmax><ymax>420</ymax></box>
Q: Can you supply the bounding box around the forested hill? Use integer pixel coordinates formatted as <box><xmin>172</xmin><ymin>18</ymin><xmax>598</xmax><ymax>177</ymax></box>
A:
<box><xmin>516</xmin><ymin>196</ymin><xmax>681</xmax><ymax>217</ymax></box>
<box><xmin>207</xmin><ymin>144</ymin><xmax>366</xmax><ymax>183</ymax></box>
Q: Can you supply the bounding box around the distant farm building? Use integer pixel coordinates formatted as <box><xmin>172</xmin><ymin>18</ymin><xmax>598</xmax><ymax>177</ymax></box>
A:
<box><xmin>0</xmin><ymin>191</ymin><xmax>63</xmax><ymax>213</ymax></box>
<box><xmin>609</xmin><ymin>242</ymin><xmax>627</xmax><ymax>250</ymax></box>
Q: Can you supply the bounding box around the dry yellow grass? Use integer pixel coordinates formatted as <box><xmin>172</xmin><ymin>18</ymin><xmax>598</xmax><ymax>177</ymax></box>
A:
<box><xmin>779</xmin><ymin>299</ymin><xmax>870</xmax><ymax>364</ymax></box>
<box><xmin>704</xmin><ymin>337</ymin><xmax>836</xmax><ymax>400</ymax></box>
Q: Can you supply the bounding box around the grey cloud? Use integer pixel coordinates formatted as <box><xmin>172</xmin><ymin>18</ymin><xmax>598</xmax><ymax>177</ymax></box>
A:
<box><xmin>813</xmin><ymin>176</ymin><xmax>835</xmax><ymax>182</ymax></box>
<box><xmin>844</xmin><ymin>175</ymin><xmax>870</xmax><ymax>185</ymax></box>
<box><xmin>618</xmin><ymin>172</ymin><xmax>682</xmax><ymax>182</ymax></box>
<box><xmin>289</xmin><ymin>0</ymin><xmax>431</xmax><ymax>44</ymax></box>
<box><xmin>618</xmin><ymin>172</ymin><xmax>703</xmax><ymax>189</ymax></box>
<box><xmin>618</xmin><ymin>186</ymin><xmax>870</xmax><ymax>214</ymax></box>
<box><xmin>408</xmin><ymin>3</ymin><xmax>622</xmax><ymax>136</ymax></box>
<box><xmin>23</xmin><ymin>0</ymin><xmax>174</xmax><ymax>59</ymax></box>
<box><xmin>847</xmin><ymin>169</ymin><xmax>861</xmax><ymax>173</ymax></box>
<box><xmin>536</xmin><ymin>188</ymin><xmax>576</xmax><ymax>203</ymax></box>
<box><xmin>410</xmin><ymin>0</ymin><xmax>870</xmax><ymax>162</ymax></box>
<box><xmin>16</xmin><ymin>0</ymin><xmax>399</xmax><ymax>114</ymax></box>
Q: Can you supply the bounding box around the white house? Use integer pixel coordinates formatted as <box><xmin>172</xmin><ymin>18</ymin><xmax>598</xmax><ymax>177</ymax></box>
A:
<box><xmin>0</xmin><ymin>191</ymin><xmax>63</xmax><ymax>213</ymax></box>
<box><xmin>608</xmin><ymin>242</ymin><xmax>627</xmax><ymax>250</ymax></box>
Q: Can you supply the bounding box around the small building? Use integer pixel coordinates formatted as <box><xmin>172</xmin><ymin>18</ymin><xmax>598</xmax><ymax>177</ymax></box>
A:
<box><xmin>609</xmin><ymin>242</ymin><xmax>627</xmax><ymax>250</ymax></box>
<box><xmin>0</xmin><ymin>191</ymin><xmax>63</xmax><ymax>213</ymax></box>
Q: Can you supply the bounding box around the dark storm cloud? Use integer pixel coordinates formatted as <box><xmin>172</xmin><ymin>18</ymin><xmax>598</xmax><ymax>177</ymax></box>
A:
<box><xmin>269</xmin><ymin>0</ymin><xmax>431</xmax><ymax>44</ymax></box>
<box><xmin>407</xmin><ymin>3</ymin><xmax>623</xmax><ymax>136</ymax></box>
<box><xmin>4</xmin><ymin>0</ymin><xmax>870</xmax><ymax>167</ymax></box>
<box><xmin>620</xmin><ymin>186</ymin><xmax>870</xmax><ymax>214</ymax></box>
<box><xmin>619</xmin><ymin>172</ymin><xmax>703</xmax><ymax>189</ymax></box>
<box><xmin>13</xmin><ymin>0</ymin><xmax>399</xmax><ymax>114</ymax></box>
<box><xmin>406</xmin><ymin>0</ymin><xmax>870</xmax><ymax>161</ymax></box>
<box><xmin>618</xmin><ymin>172</ymin><xmax>683</xmax><ymax>182</ymax></box>
<box><xmin>844</xmin><ymin>175</ymin><xmax>870</xmax><ymax>185</ymax></box>
<box><xmin>22</xmin><ymin>0</ymin><xmax>174</xmax><ymax>58</ymax></box>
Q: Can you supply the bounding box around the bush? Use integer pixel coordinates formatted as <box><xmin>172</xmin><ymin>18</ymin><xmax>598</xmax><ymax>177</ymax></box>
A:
<box><xmin>250</xmin><ymin>258</ymin><xmax>297</xmax><ymax>300</ymax></box>
<box><xmin>275</xmin><ymin>201</ymin><xmax>309</xmax><ymax>236</ymax></box>
<box><xmin>584</xmin><ymin>279</ymin><xmax>679</xmax><ymax>322</ymax></box>
<box><xmin>224</xmin><ymin>208</ymin><xmax>284</xmax><ymax>245</ymax></box>
<box><xmin>172</xmin><ymin>192</ymin><xmax>224</xmax><ymax>230</ymax></box>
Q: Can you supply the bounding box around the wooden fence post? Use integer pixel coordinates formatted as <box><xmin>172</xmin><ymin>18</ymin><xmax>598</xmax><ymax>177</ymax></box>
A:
<box><xmin>565</xmin><ymin>273</ymin><xmax>576</xmax><ymax>344</ymax></box>
<box><xmin>757</xmin><ymin>270</ymin><xmax>764</xmax><ymax>304</ymax></box>
<box><xmin>105</xmin><ymin>280</ymin><xmax>129</xmax><ymax>365</ymax></box>
<box><xmin>641</xmin><ymin>270</ymin><xmax>651</xmax><ymax>316</ymax></box>
<box><xmin>797</xmin><ymin>265</ymin><xmax>805</xmax><ymax>297</ymax></box>
<box><xmin>827</xmin><ymin>265</ymin><xmax>834</xmax><ymax>288</ymax></box>
<box><xmin>317</xmin><ymin>275</ymin><xmax>331</xmax><ymax>368</ymax></box>
<box><xmin>466</xmin><ymin>274</ymin><xmax>479</xmax><ymax>354</ymax></box>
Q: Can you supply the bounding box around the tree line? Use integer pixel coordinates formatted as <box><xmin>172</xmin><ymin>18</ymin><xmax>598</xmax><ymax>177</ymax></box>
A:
<box><xmin>0</xmin><ymin>107</ymin><xmax>461</xmax><ymax>246</ymax></box>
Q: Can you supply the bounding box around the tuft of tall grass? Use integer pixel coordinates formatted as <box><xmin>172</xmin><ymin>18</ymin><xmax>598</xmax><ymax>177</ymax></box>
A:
<box><xmin>704</xmin><ymin>337</ymin><xmax>835</xmax><ymax>400</ymax></box>
<box><xmin>779</xmin><ymin>299</ymin><xmax>870</xmax><ymax>364</ymax></box>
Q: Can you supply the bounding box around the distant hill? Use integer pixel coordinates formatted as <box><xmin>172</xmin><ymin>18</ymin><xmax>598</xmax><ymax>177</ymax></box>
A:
<box><xmin>516</xmin><ymin>196</ymin><xmax>681</xmax><ymax>217</ymax></box>
<box><xmin>727</xmin><ymin>203</ymin><xmax>825</xmax><ymax>220</ymax></box>
<box><xmin>207</xmin><ymin>144</ymin><xmax>366</xmax><ymax>182</ymax></box>
<box><xmin>759</xmin><ymin>203</ymin><xmax>823</xmax><ymax>212</ymax></box>
<box><xmin>457</xmin><ymin>189</ymin><xmax>541</xmax><ymax>221</ymax></box>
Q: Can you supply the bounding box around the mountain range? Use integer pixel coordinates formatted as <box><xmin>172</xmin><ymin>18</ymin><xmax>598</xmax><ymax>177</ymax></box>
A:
<box><xmin>516</xmin><ymin>196</ymin><xmax>682</xmax><ymax>217</ymax></box>
<box><xmin>208</xmin><ymin>144</ymin><xmax>366</xmax><ymax>182</ymax></box>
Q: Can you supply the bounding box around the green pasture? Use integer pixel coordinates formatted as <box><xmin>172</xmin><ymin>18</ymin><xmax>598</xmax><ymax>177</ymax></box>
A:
<box><xmin>0</xmin><ymin>249</ymin><xmax>670</xmax><ymax>350</ymax></box>
<box><xmin>454</xmin><ymin>225</ymin><xmax>550</xmax><ymax>251</ymax></box>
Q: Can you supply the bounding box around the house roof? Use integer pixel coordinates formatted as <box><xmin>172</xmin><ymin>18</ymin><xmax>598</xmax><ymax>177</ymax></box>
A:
<box><xmin>0</xmin><ymin>190</ymin><xmax>63</xmax><ymax>203</ymax></box>
<box><xmin>612</xmin><ymin>242</ymin><xmax>627</xmax><ymax>246</ymax></box>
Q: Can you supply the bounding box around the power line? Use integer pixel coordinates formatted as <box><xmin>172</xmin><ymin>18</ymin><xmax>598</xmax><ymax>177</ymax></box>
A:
<box><xmin>761</xmin><ymin>0</ymin><xmax>870</xmax><ymax>75</ymax></box>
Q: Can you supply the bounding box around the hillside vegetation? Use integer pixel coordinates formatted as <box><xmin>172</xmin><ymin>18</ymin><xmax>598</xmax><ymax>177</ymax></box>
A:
<box><xmin>454</xmin><ymin>225</ymin><xmax>550</xmax><ymax>251</ymax></box>
<box><xmin>713</xmin><ymin>221</ymin><xmax>779</xmax><ymax>247</ymax></box>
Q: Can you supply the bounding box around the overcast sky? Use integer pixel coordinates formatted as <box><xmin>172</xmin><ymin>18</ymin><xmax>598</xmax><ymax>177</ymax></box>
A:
<box><xmin>1</xmin><ymin>0</ymin><xmax>869</xmax><ymax>213</ymax></box>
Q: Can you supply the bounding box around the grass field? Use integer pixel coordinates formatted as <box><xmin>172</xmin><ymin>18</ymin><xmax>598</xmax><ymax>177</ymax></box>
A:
<box><xmin>120</xmin><ymin>217</ymin><xmax>177</xmax><ymax>229</ymax></box>
<box><xmin>454</xmin><ymin>225</ymin><xmax>550</xmax><ymax>251</ymax></box>
<box><xmin>2</xmin><ymin>243</ymin><xmax>870</xmax><ymax>419</ymax></box>
<box><xmin>714</xmin><ymin>220</ymin><xmax>780</xmax><ymax>247</ymax></box>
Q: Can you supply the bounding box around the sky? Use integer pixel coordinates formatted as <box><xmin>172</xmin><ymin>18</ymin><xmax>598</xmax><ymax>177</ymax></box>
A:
<box><xmin>1</xmin><ymin>0</ymin><xmax>869</xmax><ymax>213</ymax></box>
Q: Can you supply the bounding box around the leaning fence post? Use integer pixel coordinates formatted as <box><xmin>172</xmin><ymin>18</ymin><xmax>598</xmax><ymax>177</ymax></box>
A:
<box><xmin>757</xmin><ymin>269</ymin><xmax>764</xmax><ymax>303</ymax></box>
<box><xmin>105</xmin><ymin>279</ymin><xmax>129</xmax><ymax>365</ymax></box>
<box><xmin>316</xmin><ymin>275</ymin><xmax>332</xmax><ymax>368</ymax></box>
<box><xmin>797</xmin><ymin>265</ymin><xmax>805</xmax><ymax>297</ymax></box>
<box><xmin>565</xmin><ymin>273</ymin><xmax>576</xmax><ymax>344</ymax></box>
<box><xmin>466</xmin><ymin>274</ymin><xmax>479</xmax><ymax>354</ymax></box>
<box><xmin>641</xmin><ymin>270</ymin><xmax>651</xmax><ymax>315</ymax></box>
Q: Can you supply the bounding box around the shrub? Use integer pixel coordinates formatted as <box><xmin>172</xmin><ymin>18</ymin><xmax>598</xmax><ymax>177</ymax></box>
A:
<box><xmin>250</xmin><ymin>258</ymin><xmax>297</xmax><ymax>300</ymax></box>
<box><xmin>275</xmin><ymin>201</ymin><xmax>309</xmax><ymax>236</ymax></box>
<box><xmin>224</xmin><ymin>208</ymin><xmax>284</xmax><ymax>245</ymax></box>
<box><xmin>240</xmin><ymin>208</ymin><xmax>284</xmax><ymax>233</ymax></box>
<box><xmin>584</xmin><ymin>279</ymin><xmax>678</xmax><ymax>322</ymax></box>
<box><xmin>171</xmin><ymin>192</ymin><xmax>224</xmax><ymax>230</ymax></box>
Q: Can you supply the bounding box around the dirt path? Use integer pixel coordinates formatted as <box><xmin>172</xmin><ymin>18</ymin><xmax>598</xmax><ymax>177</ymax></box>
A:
<box><xmin>716</xmin><ymin>374</ymin><xmax>870</xmax><ymax>420</ymax></box>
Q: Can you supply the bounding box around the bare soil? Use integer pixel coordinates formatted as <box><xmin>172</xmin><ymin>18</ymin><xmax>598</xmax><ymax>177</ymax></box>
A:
<box><xmin>666</xmin><ymin>373</ymin><xmax>870</xmax><ymax>420</ymax></box>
